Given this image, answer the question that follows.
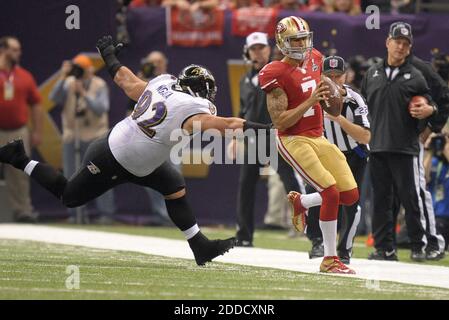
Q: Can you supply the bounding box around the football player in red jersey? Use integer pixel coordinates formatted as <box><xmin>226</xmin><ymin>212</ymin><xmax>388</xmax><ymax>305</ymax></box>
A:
<box><xmin>259</xmin><ymin>16</ymin><xmax>359</xmax><ymax>274</ymax></box>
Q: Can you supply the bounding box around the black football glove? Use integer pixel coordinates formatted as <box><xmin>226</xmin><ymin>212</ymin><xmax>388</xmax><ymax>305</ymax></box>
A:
<box><xmin>96</xmin><ymin>35</ymin><xmax>123</xmax><ymax>58</ymax></box>
<box><xmin>96</xmin><ymin>35</ymin><xmax>124</xmax><ymax>78</ymax></box>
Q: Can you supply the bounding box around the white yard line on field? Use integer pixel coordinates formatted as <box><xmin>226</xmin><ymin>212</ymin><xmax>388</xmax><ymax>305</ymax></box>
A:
<box><xmin>0</xmin><ymin>224</ymin><xmax>448</xmax><ymax>290</ymax></box>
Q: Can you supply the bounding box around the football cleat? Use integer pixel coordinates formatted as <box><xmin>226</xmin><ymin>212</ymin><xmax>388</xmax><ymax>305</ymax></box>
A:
<box><xmin>288</xmin><ymin>191</ymin><xmax>307</xmax><ymax>233</ymax></box>
<box><xmin>0</xmin><ymin>139</ymin><xmax>29</xmax><ymax>170</ymax></box>
<box><xmin>235</xmin><ymin>239</ymin><xmax>253</xmax><ymax>247</ymax></box>
<box><xmin>320</xmin><ymin>256</ymin><xmax>355</xmax><ymax>274</ymax></box>
<box><xmin>338</xmin><ymin>250</ymin><xmax>351</xmax><ymax>265</ymax></box>
<box><xmin>309</xmin><ymin>238</ymin><xmax>324</xmax><ymax>259</ymax></box>
<box><xmin>410</xmin><ymin>249</ymin><xmax>426</xmax><ymax>262</ymax></box>
<box><xmin>368</xmin><ymin>249</ymin><xmax>398</xmax><ymax>261</ymax></box>
<box><xmin>426</xmin><ymin>250</ymin><xmax>445</xmax><ymax>261</ymax></box>
<box><xmin>189</xmin><ymin>232</ymin><xmax>235</xmax><ymax>266</ymax></box>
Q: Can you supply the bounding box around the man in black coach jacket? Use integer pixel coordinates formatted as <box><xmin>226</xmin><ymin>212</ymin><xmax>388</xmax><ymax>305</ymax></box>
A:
<box><xmin>361</xmin><ymin>22</ymin><xmax>440</xmax><ymax>261</ymax></box>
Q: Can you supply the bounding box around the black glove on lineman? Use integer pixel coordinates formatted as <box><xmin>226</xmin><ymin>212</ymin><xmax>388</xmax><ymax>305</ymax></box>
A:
<box><xmin>96</xmin><ymin>35</ymin><xmax>124</xmax><ymax>78</ymax></box>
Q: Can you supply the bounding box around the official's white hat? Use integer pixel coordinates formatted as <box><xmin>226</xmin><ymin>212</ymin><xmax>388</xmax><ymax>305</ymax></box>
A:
<box><xmin>245</xmin><ymin>32</ymin><xmax>269</xmax><ymax>48</ymax></box>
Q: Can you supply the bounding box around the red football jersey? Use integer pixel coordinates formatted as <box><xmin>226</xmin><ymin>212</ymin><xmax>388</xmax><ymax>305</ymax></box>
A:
<box><xmin>259</xmin><ymin>48</ymin><xmax>323</xmax><ymax>137</ymax></box>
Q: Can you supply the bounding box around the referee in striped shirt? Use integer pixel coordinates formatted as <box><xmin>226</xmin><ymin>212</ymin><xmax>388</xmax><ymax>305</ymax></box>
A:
<box><xmin>305</xmin><ymin>56</ymin><xmax>371</xmax><ymax>264</ymax></box>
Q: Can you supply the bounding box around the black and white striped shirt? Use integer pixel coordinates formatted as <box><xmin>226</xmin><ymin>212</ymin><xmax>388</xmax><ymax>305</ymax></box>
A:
<box><xmin>323</xmin><ymin>85</ymin><xmax>370</xmax><ymax>153</ymax></box>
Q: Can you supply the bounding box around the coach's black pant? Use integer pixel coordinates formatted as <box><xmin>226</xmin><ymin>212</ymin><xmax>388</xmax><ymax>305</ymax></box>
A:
<box><xmin>236</xmin><ymin>148</ymin><xmax>300</xmax><ymax>243</ymax></box>
<box><xmin>306</xmin><ymin>151</ymin><xmax>367</xmax><ymax>254</ymax></box>
<box><xmin>370</xmin><ymin>152</ymin><xmax>426</xmax><ymax>252</ymax></box>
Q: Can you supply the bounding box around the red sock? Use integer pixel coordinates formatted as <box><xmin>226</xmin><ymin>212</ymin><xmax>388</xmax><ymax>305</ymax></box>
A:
<box><xmin>339</xmin><ymin>188</ymin><xmax>359</xmax><ymax>206</ymax></box>
<box><xmin>319</xmin><ymin>185</ymin><xmax>339</xmax><ymax>221</ymax></box>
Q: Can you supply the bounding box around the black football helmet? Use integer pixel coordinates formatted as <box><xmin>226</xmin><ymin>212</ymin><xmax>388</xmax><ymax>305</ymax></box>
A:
<box><xmin>177</xmin><ymin>64</ymin><xmax>217</xmax><ymax>102</ymax></box>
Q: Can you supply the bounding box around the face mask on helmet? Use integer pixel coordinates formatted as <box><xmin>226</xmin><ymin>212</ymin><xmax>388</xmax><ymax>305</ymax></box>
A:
<box><xmin>275</xmin><ymin>16</ymin><xmax>314</xmax><ymax>62</ymax></box>
<box><xmin>278</xmin><ymin>33</ymin><xmax>313</xmax><ymax>61</ymax></box>
<box><xmin>177</xmin><ymin>65</ymin><xmax>218</xmax><ymax>102</ymax></box>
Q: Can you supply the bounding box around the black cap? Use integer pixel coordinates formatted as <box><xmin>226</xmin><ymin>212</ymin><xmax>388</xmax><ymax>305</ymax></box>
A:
<box><xmin>389</xmin><ymin>22</ymin><xmax>413</xmax><ymax>43</ymax></box>
<box><xmin>323</xmin><ymin>56</ymin><xmax>346</xmax><ymax>74</ymax></box>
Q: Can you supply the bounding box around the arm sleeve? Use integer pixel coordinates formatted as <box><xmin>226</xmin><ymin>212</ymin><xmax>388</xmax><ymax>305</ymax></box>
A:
<box><xmin>27</xmin><ymin>74</ymin><xmax>42</xmax><ymax>106</ymax></box>
<box><xmin>49</xmin><ymin>79</ymin><xmax>68</xmax><ymax>105</ymax></box>
<box><xmin>84</xmin><ymin>84</ymin><xmax>110</xmax><ymax>116</ymax></box>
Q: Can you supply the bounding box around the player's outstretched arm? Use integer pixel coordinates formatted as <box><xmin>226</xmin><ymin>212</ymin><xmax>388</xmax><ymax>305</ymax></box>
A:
<box><xmin>114</xmin><ymin>66</ymin><xmax>147</xmax><ymax>102</ymax></box>
<box><xmin>96</xmin><ymin>35</ymin><xmax>146</xmax><ymax>101</ymax></box>
<box><xmin>183</xmin><ymin>114</ymin><xmax>271</xmax><ymax>135</ymax></box>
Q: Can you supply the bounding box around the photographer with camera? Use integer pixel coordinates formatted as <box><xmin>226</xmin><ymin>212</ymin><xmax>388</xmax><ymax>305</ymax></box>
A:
<box><xmin>49</xmin><ymin>54</ymin><xmax>115</xmax><ymax>224</ymax></box>
<box><xmin>126</xmin><ymin>51</ymin><xmax>168</xmax><ymax>113</ymax></box>
<box><xmin>424</xmin><ymin>130</ymin><xmax>449</xmax><ymax>252</ymax></box>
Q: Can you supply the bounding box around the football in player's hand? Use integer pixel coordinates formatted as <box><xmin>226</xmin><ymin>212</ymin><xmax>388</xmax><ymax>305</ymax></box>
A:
<box><xmin>408</xmin><ymin>95</ymin><xmax>428</xmax><ymax>110</ymax></box>
<box><xmin>319</xmin><ymin>76</ymin><xmax>343</xmax><ymax>117</ymax></box>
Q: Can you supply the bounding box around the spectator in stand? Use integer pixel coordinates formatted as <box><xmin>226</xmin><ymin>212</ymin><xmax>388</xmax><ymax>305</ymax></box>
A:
<box><xmin>307</xmin><ymin>0</ymin><xmax>360</xmax><ymax>13</ymax></box>
<box><xmin>129</xmin><ymin>0</ymin><xmax>163</xmax><ymax>7</ymax></box>
<box><xmin>271</xmin><ymin>0</ymin><xmax>306</xmax><ymax>10</ymax></box>
<box><xmin>326</xmin><ymin>0</ymin><xmax>361</xmax><ymax>14</ymax></box>
<box><xmin>226</xmin><ymin>0</ymin><xmax>261</xmax><ymax>9</ymax></box>
<box><xmin>162</xmin><ymin>0</ymin><xmax>219</xmax><ymax>12</ymax></box>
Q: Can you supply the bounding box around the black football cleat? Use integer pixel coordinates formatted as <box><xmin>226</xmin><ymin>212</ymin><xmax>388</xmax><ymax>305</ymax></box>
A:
<box><xmin>410</xmin><ymin>249</ymin><xmax>426</xmax><ymax>262</ymax></box>
<box><xmin>338</xmin><ymin>250</ymin><xmax>351</xmax><ymax>265</ymax></box>
<box><xmin>235</xmin><ymin>239</ymin><xmax>253</xmax><ymax>247</ymax></box>
<box><xmin>0</xmin><ymin>139</ymin><xmax>29</xmax><ymax>170</ymax></box>
<box><xmin>368</xmin><ymin>249</ymin><xmax>398</xmax><ymax>261</ymax></box>
<box><xmin>309</xmin><ymin>238</ymin><xmax>324</xmax><ymax>259</ymax></box>
<box><xmin>189</xmin><ymin>232</ymin><xmax>235</xmax><ymax>266</ymax></box>
<box><xmin>426</xmin><ymin>250</ymin><xmax>445</xmax><ymax>261</ymax></box>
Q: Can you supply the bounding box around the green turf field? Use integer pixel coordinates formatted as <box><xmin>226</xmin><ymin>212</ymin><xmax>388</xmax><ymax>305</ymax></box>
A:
<box><xmin>1</xmin><ymin>238</ymin><xmax>449</xmax><ymax>300</ymax></box>
<box><xmin>0</xmin><ymin>224</ymin><xmax>449</xmax><ymax>299</ymax></box>
<box><xmin>54</xmin><ymin>224</ymin><xmax>449</xmax><ymax>267</ymax></box>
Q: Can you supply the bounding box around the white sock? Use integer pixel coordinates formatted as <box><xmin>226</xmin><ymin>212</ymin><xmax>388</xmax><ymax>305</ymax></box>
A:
<box><xmin>24</xmin><ymin>160</ymin><xmax>38</xmax><ymax>176</ymax></box>
<box><xmin>183</xmin><ymin>224</ymin><xmax>200</xmax><ymax>240</ymax></box>
<box><xmin>319</xmin><ymin>220</ymin><xmax>337</xmax><ymax>257</ymax></box>
<box><xmin>300</xmin><ymin>192</ymin><xmax>322</xmax><ymax>209</ymax></box>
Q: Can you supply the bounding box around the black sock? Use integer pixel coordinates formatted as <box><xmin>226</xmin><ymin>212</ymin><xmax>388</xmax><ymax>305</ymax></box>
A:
<box><xmin>30</xmin><ymin>163</ymin><xmax>68</xmax><ymax>199</ymax></box>
<box><xmin>164</xmin><ymin>195</ymin><xmax>197</xmax><ymax>232</ymax></box>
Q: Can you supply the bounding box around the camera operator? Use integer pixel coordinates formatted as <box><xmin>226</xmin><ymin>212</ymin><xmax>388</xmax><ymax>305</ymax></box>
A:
<box><xmin>424</xmin><ymin>131</ymin><xmax>449</xmax><ymax>251</ymax></box>
<box><xmin>126</xmin><ymin>51</ymin><xmax>168</xmax><ymax>113</ymax></box>
<box><xmin>49</xmin><ymin>54</ymin><xmax>115</xmax><ymax>224</ymax></box>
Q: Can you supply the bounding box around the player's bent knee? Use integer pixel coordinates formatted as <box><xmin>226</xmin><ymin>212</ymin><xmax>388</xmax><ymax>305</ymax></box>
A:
<box><xmin>320</xmin><ymin>185</ymin><xmax>339</xmax><ymax>202</ymax></box>
<box><xmin>319</xmin><ymin>185</ymin><xmax>340</xmax><ymax>221</ymax></box>
<box><xmin>164</xmin><ymin>188</ymin><xmax>186</xmax><ymax>200</ymax></box>
<box><xmin>339</xmin><ymin>188</ymin><xmax>359</xmax><ymax>206</ymax></box>
<box><xmin>61</xmin><ymin>190</ymin><xmax>86</xmax><ymax>208</ymax></box>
